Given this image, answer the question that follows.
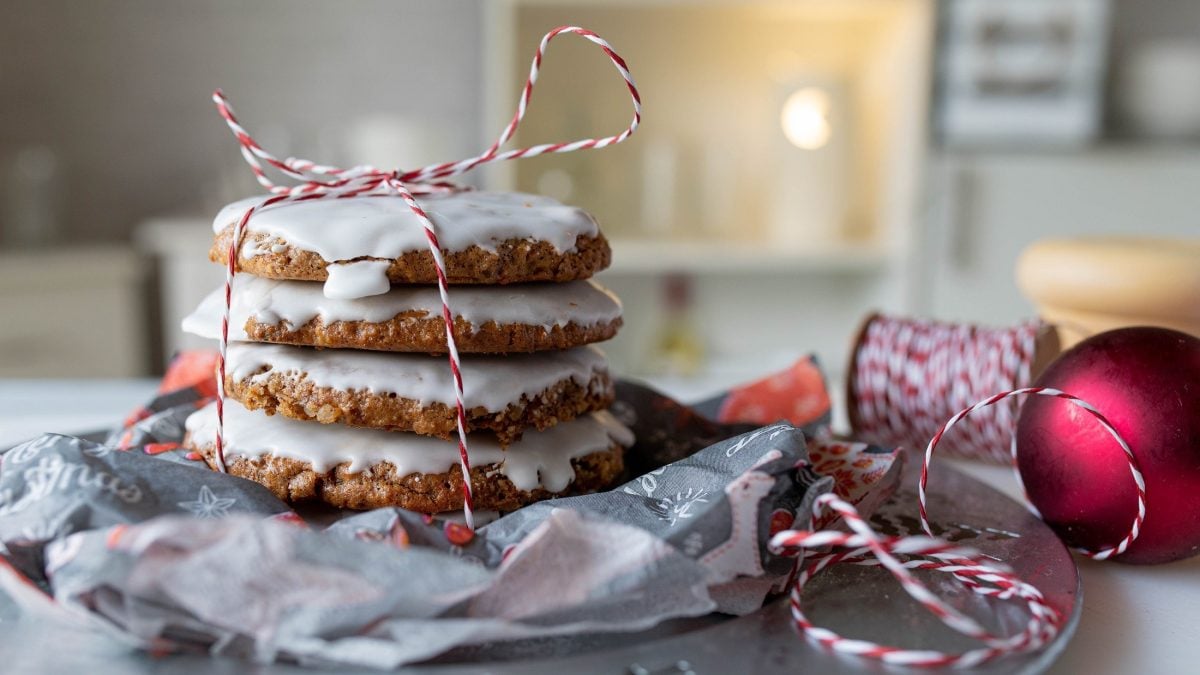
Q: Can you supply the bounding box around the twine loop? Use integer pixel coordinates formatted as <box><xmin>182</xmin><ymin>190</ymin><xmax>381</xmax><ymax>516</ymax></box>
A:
<box><xmin>772</xmin><ymin>382</ymin><xmax>1145</xmax><ymax>666</ymax></box>
<box><xmin>770</xmin><ymin>493</ymin><xmax>1063</xmax><ymax>668</ymax></box>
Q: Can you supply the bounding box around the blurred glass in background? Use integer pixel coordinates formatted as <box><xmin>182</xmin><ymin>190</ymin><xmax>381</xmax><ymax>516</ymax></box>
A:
<box><xmin>0</xmin><ymin>0</ymin><xmax>1198</xmax><ymax>397</ymax></box>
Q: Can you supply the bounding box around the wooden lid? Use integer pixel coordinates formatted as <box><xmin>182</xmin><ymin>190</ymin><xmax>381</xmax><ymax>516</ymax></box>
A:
<box><xmin>1017</xmin><ymin>237</ymin><xmax>1200</xmax><ymax>322</ymax></box>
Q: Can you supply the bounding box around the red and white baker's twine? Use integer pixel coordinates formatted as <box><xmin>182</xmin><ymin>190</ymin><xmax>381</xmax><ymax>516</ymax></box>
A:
<box><xmin>850</xmin><ymin>315</ymin><xmax>1042</xmax><ymax>463</ymax></box>
<box><xmin>770</xmin><ymin>382</ymin><xmax>1146</xmax><ymax>667</ymax></box>
<box><xmin>771</xmin><ymin>493</ymin><xmax>1063</xmax><ymax>668</ymax></box>
<box><xmin>211</xmin><ymin>26</ymin><xmax>640</xmax><ymax>530</ymax></box>
<box><xmin>918</xmin><ymin>387</ymin><xmax>1147</xmax><ymax>561</ymax></box>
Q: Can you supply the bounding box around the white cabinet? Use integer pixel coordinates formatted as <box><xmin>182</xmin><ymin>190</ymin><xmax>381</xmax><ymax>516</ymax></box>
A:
<box><xmin>134</xmin><ymin>218</ymin><xmax>226</xmax><ymax>360</ymax></box>
<box><xmin>0</xmin><ymin>246</ymin><xmax>149</xmax><ymax>377</ymax></box>
<box><xmin>918</xmin><ymin>146</ymin><xmax>1200</xmax><ymax>325</ymax></box>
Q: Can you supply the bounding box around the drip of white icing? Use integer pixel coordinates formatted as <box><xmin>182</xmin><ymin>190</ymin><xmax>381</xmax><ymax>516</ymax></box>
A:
<box><xmin>214</xmin><ymin>191</ymin><xmax>599</xmax><ymax>263</ymax></box>
<box><xmin>182</xmin><ymin>276</ymin><xmax>622</xmax><ymax>340</ymax></box>
<box><xmin>185</xmin><ymin>402</ymin><xmax>634</xmax><ymax>492</ymax></box>
<box><xmin>226</xmin><ymin>342</ymin><xmax>608</xmax><ymax>410</ymax></box>
<box><xmin>322</xmin><ymin>260</ymin><xmax>392</xmax><ymax>299</ymax></box>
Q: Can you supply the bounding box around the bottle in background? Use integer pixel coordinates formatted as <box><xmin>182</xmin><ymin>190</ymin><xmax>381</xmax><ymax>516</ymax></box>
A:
<box><xmin>643</xmin><ymin>273</ymin><xmax>705</xmax><ymax>377</ymax></box>
<box><xmin>2</xmin><ymin>145</ymin><xmax>62</xmax><ymax>249</ymax></box>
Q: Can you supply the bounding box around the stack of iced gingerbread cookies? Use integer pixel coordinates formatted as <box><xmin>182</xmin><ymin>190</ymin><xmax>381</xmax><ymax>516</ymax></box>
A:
<box><xmin>181</xmin><ymin>191</ymin><xmax>634</xmax><ymax>513</ymax></box>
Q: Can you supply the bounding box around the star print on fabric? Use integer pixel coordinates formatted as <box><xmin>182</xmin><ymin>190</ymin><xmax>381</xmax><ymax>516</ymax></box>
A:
<box><xmin>650</xmin><ymin>488</ymin><xmax>710</xmax><ymax>526</ymax></box>
<box><xmin>177</xmin><ymin>485</ymin><xmax>237</xmax><ymax>519</ymax></box>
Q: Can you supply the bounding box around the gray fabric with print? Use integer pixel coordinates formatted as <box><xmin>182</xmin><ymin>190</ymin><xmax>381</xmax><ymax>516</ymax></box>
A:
<box><xmin>0</xmin><ymin>381</ymin><xmax>837</xmax><ymax>669</ymax></box>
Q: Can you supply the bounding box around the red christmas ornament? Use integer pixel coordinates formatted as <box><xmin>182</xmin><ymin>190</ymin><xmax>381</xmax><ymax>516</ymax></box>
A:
<box><xmin>1016</xmin><ymin>326</ymin><xmax>1200</xmax><ymax>564</ymax></box>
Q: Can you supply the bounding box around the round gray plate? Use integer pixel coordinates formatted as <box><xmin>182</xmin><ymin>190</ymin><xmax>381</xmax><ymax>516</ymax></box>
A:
<box><xmin>3</xmin><ymin>455</ymin><xmax>1078</xmax><ymax>674</ymax></box>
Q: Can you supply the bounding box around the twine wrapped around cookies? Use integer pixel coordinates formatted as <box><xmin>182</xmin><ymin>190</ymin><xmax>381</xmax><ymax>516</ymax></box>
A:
<box><xmin>211</xmin><ymin>26</ymin><xmax>642</xmax><ymax>529</ymax></box>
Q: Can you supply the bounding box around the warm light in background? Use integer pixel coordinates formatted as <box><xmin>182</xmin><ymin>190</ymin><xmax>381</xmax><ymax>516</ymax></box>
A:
<box><xmin>780</xmin><ymin>87</ymin><xmax>832</xmax><ymax>150</ymax></box>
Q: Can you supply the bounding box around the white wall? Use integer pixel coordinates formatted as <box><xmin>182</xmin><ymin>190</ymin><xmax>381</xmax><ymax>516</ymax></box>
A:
<box><xmin>0</xmin><ymin>0</ymin><xmax>484</xmax><ymax>245</ymax></box>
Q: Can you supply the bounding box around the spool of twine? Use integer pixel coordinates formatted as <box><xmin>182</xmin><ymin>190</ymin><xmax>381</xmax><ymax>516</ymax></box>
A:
<box><xmin>846</xmin><ymin>313</ymin><xmax>1060</xmax><ymax>462</ymax></box>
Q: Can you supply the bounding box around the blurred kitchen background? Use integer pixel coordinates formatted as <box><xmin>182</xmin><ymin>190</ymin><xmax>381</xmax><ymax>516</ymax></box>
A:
<box><xmin>2</xmin><ymin>0</ymin><xmax>1199</xmax><ymax>397</ymax></box>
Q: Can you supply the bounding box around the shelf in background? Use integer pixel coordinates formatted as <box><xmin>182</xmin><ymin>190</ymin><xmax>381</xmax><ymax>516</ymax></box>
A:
<box><xmin>604</xmin><ymin>238</ymin><xmax>892</xmax><ymax>275</ymax></box>
<box><xmin>934</xmin><ymin>139</ymin><xmax>1200</xmax><ymax>160</ymax></box>
<box><xmin>0</xmin><ymin>246</ymin><xmax>150</xmax><ymax>378</ymax></box>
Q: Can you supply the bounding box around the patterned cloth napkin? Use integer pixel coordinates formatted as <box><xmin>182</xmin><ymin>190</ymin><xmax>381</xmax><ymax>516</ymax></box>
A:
<box><xmin>0</xmin><ymin>353</ymin><xmax>901</xmax><ymax>668</ymax></box>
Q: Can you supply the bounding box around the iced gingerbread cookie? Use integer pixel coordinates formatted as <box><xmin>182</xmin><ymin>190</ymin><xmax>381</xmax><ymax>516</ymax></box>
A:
<box><xmin>184</xmin><ymin>401</ymin><xmax>633</xmax><ymax>512</ymax></box>
<box><xmin>209</xmin><ymin>191</ymin><xmax>612</xmax><ymax>299</ymax></box>
<box><xmin>222</xmin><ymin>342</ymin><xmax>614</xmax><ymax>443</ymax></box>
<box><xmin>184</xmin><ymin>276</ymin><xmax>622</xmax><ymax>353</ymax></box>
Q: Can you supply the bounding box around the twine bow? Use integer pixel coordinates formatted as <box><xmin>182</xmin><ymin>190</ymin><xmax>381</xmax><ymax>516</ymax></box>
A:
<box><xmin>211</xmin><ymin>26</ymin><xmax>641</xmax><ymax>530</ymax></box>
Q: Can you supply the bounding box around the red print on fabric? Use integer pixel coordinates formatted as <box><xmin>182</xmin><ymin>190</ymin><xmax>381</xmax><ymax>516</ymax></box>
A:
<box><xmin>717</xmin><ymin>356</ymin><xmax>832</xmax><ymax>427</ymax></box>
<box><xmin>159</xmin><ymin>350</ymin><xmax>220</xmax><ymax>398</ymax></box>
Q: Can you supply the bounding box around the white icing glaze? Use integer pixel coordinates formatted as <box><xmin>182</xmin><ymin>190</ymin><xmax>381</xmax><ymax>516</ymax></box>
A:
<box><xmin>182</xmin><ymin>276</ymin><xmax>622</xmax><ymax>340</ymax></box>
<box><xmin>322</xmin><ymin>260</ymin><xmax>392</xmax><ymax>299</ymax></box>
<box><xmin>214</xmin><ymin>191</ymin><xmax>599</xmax><ymax>264</ymax></box>
<box><xmin>226</xmin><ymin>342</ymin><xmax>608</xmax><ymax>411</ymax></box>
<box><xmin>185</xmin><ymin>402</ymin><xmax>634</xmax><ymax>492</ymax></box>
